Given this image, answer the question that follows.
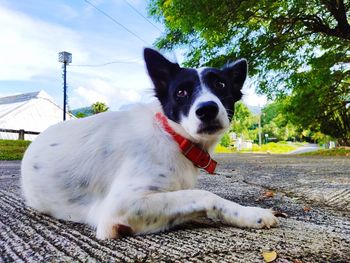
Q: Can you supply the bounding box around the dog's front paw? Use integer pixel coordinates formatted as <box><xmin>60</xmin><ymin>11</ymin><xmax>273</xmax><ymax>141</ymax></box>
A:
<box><xmin>239</xmin><ymin>207</ymin><xmax>278</xmax><ymax>229</ymax></box>
<box><xmin>220</xmin><ymin>205</ymin><xmax>278</xmax><ymax>229</ymax></box>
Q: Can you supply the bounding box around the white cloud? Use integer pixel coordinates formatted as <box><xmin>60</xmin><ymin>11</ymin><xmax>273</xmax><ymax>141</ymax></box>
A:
<box><xmin>74</xmin><ymin>86</ymin><xmax>109</xmax><ymax>105</ymax></box>
<box><xmin>70</xmin><ymin>78</ymin><xmax>146</xmax><ymax>110</ymax></box>
<box><xmin>0</xmin><ymin>5</ymin><xmax>86</xmax><ymax>81</ymax></box>
<box><xmin>0</xmin><ymin>4</ymin><xmax>157</xmax><ymax>110</ymax></box>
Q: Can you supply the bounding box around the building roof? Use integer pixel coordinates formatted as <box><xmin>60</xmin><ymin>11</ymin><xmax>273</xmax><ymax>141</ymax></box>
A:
<box><xmin>0</xmin><ymin>91</ymin><xmax>74</xmax><ymax>140</ymax></box>
<box><xmin>0</xmin><ymin>91</ymin><xmax>42</xmax><ymax>105</ymax></box>
<box><xmin>0</xmin><ymin>90</ymin><xmax>60</xmax><ymax>120</ymax></box>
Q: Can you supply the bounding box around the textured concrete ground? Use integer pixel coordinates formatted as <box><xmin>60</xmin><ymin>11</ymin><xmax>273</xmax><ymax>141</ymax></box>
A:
<box><xmin>1</xmin><ymin>154</ymin><xmax>349</xmax><ymax>262</ymax></box>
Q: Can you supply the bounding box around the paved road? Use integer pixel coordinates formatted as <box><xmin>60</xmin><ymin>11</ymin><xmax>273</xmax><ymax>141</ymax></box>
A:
<box><xmin>1</xmin><ymin>155</ymin><xmax>349</xmax><ymax>262</ymax></box>
<box><xmin>287</xmin><ymin>143</ymin><xmax>320</xmax><ymax>154</ymax></box>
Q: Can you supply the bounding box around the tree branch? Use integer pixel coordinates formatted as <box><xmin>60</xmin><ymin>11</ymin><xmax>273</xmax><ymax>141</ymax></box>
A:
<box><xmin>273</xmin><ymin>6</ymin><xmax>350</xmax><ymax>40</ymax></box>
<box><xmin>320</xmin><ymin>0</ymin><xmax>350</xmax><ymax>38</ymax></box>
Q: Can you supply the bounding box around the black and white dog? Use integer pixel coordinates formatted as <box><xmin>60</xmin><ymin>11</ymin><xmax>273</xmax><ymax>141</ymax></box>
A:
<box><xmin>21</xmin><ymin>48</ymin><xmax>277</xmax><ymax>239</ymax></box>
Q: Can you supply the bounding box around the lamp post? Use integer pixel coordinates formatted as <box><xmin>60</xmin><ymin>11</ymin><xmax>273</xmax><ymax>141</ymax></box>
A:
<box><xmin>58</xmin><ymin>51</ymin><xmax>72</xmax><ymax>121</ymax></box>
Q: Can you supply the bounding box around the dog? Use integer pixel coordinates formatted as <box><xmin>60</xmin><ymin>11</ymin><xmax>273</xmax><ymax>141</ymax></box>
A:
<box><xmin>21</xmin><ymin>48</ymin><xmax>277</xmax><ymax>239</ymax></box>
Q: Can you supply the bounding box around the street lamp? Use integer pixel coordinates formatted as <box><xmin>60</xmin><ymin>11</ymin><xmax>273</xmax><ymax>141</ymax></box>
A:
<box><xmin>58</xmin><ymin>51</ymin><xmax>72</xmax><ymax>121</ymax></box>
<box><xmin>265</xmin><ymin>133</ymin><xmax>269</xmax><ymax>144</ymax></box>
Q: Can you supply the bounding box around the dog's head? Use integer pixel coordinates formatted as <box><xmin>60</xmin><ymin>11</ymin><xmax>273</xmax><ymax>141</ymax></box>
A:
<box><xmin>144</xmin><ymin>48</ymin><xmax>247</xmax><ymax>142</ymax></box>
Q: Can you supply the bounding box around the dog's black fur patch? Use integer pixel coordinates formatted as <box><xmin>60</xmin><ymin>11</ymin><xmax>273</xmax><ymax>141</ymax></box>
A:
<box><xmin>144</xmin><ymin>48</ymin><xmax>246</xmax><ymax>123</ymax></box>
<box><xmin>201</xmin><ymin>62</ymin><xmax>246</xmax><ymax>120</ymax></box>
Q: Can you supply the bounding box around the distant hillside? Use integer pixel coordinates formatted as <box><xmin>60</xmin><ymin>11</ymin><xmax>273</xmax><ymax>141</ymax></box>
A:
<box><xmin>70</xmin><ymin>107</ymin><xmax>93</xmax><ymax>117</ymax></box>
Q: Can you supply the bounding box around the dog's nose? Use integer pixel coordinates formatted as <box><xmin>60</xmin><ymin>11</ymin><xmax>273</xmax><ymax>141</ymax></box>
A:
<box><xmin>196</xmin><ymin>101</ymin><xmax>219</xmax><ymax>122</ymax></box>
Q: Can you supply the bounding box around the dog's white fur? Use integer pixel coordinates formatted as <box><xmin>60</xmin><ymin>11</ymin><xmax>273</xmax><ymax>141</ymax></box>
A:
<box><xmin>21</xmin><ymin>73</ymin><xmax>277</xmax><ymax>240</ymax></box>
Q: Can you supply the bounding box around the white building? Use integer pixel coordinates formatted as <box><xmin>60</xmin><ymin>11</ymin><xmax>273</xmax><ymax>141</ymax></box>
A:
<box><xmin>0</xmin><ymin>91</ymin><xmax>74</xmax><ymax>140</ymax></box>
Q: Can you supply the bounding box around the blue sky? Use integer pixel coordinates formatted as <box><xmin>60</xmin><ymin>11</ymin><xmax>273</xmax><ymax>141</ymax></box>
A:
<box><xmin>0</xmin><ymin>0</ymin><xmax>266</xmax><ymax>110</ymax></box>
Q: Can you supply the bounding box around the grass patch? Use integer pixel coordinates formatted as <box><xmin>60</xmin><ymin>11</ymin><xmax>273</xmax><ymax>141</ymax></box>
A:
<box><xmin>215</xmin><ymin>142</ymin><xmax>299</xmax><ymax>154</ymax></box>
<box><xmin>248</xmin><ymin>142</ymin><xmax>298</xmax><ymax>154</ymax></box>
<box><xmin>215</xmin><ymin>144</ymin><xmax>235</xmax><ymax>153</ymax></box>
<box><xmin>0</xmin><ymin>140</ymin><xmax>31</xmax><ymax>160</ymax></box>
<box><xmin>301</xmin><ymin>148</ymin><xmax>350</xmax><ymax>156</ymax></box>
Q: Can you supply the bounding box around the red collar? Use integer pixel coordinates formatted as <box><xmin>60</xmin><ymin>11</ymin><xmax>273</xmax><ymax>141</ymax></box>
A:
<box><xmin>155</xmin><ymin>112</ymin><xmax>217</xmax><ymax>174</ymax></box>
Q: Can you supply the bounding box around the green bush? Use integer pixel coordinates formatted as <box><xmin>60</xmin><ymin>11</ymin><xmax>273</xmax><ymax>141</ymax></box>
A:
<box><xmin>215</xmin><ymin>144</ymin><xmax>235</xmax><ymax>153</ymax></box>
<box><xmin>220</xmin><ymin>133</ymin><xmax>231</xmax><ymax>147</ymax></box>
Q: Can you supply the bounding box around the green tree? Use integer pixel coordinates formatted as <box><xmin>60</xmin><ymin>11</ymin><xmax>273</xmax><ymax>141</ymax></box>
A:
<box><xmin>231</xmin><ymin>102</ymin><xmax>257</xmax><ymax>140</ymax></box>
<box><xmin>91</xmin><ymin>102</ymin><xmax>109</xmax><ymax>114</ymax></box>
<box><xmin>149</xmin><ymin>0</ymin><xmax>350</xmax><ymax>145</ymax></box>
<box><xmin>261</xmin><ymin>100</ymin><xmax>299</xmax><ymax>141</ymax></box>
<box><xmin>261</xmin><ymin>101</ymin><xmax>285</xmax><ymax>127</ymax></box>
<box><xmin>220</xmin><ymin>133</ymin><xmax>231</xmax><ymax>147</ymax></box>
<box><xmin>286</xmin><ymin>69</ymin><xmax>350</xmax><ymax>145</ymax></box>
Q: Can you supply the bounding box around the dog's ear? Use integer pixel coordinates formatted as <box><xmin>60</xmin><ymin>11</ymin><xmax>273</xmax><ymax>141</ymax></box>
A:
<box><xmin>144</xmin><ymin>48</ymin><xmax>180</xmax><ymax>98</ymax></box>
<box><xmin>222</xmin><ymin>59</ymin><xmax>248</xmax><ymax>91</ymax></box>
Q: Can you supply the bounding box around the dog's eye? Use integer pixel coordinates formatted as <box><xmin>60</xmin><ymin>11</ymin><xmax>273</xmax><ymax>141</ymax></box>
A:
<box><xmin>177</xmin><ymin>89</ymin><xmax>188</xmax><ymax>97</ymax></box>
<box><xmin>215</xmin><ymin>81</ymin><xmax>226</xmax><ymax>89</ymax></box>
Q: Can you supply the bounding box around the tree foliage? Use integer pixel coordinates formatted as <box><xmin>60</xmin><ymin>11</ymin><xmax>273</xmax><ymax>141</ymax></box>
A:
<box><xmin>286</xmin><ymin>66</ymin><xmax>350</xmax><ymax>145</ymax></box>
<box><xmin>262</xmin><ymin>101</ymin><xmax>298</xmax><ymax>141</ymax></box>
<box><xmin>148</xmin><ymin>0</ymin><xmax>350</xmax><ymax>145</ymax></box>
<box><xmin>230</xmin><ymin>102</ymin><xmax>258</xmax><ymax>140</ymax></box>
<box><xmin>91</xmin><ymin>102</ymin><xmax>109</xmax><ymax>114</ymax></box>
<box><xmin>219</xmin><ymin>133</ymin><xmax>231</xmax><ymax>147</ymax></box>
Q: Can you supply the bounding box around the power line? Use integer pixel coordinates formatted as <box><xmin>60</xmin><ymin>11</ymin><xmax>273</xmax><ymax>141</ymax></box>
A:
<box><xmin>123</xmin><ymin>0</ymin><xmax>163</xmax><ymax>33</ymax></box>
<box><xmin>83</xmin><ymin>0</ymin><xmax>150</xmax><ymax>45</ymax></box>
<box><xmin>69</xmin><ymin>59</ymin><xmax>143</xmax><ymax>67</ymax></box>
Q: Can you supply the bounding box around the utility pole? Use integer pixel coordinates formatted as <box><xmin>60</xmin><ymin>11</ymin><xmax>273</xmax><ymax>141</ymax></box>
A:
<box><xmin>258</xmin><ymin>112</ymin><xmax>262</xmax><ymax>147</ymax></box>
<box><xmin>58</xmin><ymin>51</ymin><xmax>72</xmax><ymax>121</ymax></box>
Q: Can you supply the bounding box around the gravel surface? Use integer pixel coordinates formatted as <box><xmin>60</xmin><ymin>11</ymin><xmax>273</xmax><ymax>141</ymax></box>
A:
<box><xmin>1</xmin><ymin>154</ymin><xmax>349</xmax><ymax>262</ymax></box>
